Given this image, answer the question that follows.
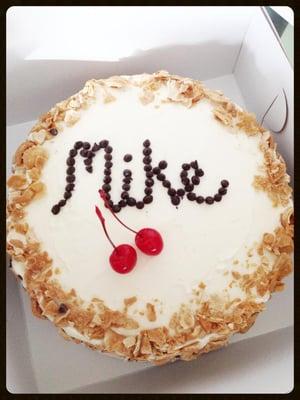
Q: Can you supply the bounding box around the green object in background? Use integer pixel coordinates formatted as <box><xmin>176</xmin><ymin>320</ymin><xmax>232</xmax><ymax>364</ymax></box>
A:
<box><xmin>265</xmin><ymin>6</ymin><xmax>294</xmax><ymax>67</ymax></box>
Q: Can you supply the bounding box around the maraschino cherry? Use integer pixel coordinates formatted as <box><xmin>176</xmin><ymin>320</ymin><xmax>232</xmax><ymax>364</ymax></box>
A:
<box><xmin>99</xmin><ymin>190</ymin><xmax>164</xmax><ymax>256</ymax></box>
<box><xmin>95</xmin><ymin>205</ymin><xmax>137</xmax><ymax>274</ymax></box>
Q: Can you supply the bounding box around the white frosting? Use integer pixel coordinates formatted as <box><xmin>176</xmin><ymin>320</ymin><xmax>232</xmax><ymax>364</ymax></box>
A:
<box><xmin>22</xmin><ymin>82</ymin><xmax>288</xmax><ymax>334</ymax></box>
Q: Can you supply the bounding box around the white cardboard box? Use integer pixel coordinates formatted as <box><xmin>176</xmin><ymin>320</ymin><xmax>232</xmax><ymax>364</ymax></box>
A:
<box><xmin>6</xmin><ymin>6</ymin><xmax>294</xmax><ymax>393</ymax></box>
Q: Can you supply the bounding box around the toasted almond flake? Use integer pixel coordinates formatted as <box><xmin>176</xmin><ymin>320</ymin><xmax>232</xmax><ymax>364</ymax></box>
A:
<box><xmin>232</xmin><ymin>271</ymin><xmax>241</xmax><ymax>280</ymax></box>
<box><xmin>124</xmin><ymin>296</ymin><xmax>137</xmax><ymax>307</ymax></box>
<box><xmin>123</xmin><ymin>336</ymin><xmax>136</xmax><ymax>348</ymax></box>
<box><xmin>13</xmin><ymin>141</ymin><xmax>35</xmax><ymax>166</ymax></box>
<box><xmin>27</xmin><ymin>167</ymin><xmax>41</xmax><ymax>181</ymax></box>
<box><xmin>146</xmin><ymin>303</ymin><xmax>156</xmax><ymax>322</ymax></box>
<box><xmin>64</xmin><ymin>110</ymin><xmax>80</xmax><ymax>126</ymax></box>
<box><xmin>7</xmin><ymin>175</ymin><xmax>28</xmax><ymax>190</ymax></box>
<box><xmin>179</xmin><ymin>310</ymin><xmax>194</xmax><ymax>330</ymax></box>
<box><xmin>30</xmin><ymin>129</ymin><xmax>47</xmax><ymax>144</ymax></box>
<box><xmin>140</xmin><ymin>334</ymin><xmax>152</xmax><ymax>354</ymax></box>
<box><xmin>14</xmin><ymin>223</ymin><xmax>29</xmax><ymax>234</ymax></box>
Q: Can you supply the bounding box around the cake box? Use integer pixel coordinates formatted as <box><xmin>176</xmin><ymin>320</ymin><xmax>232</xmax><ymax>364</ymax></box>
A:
<box><xmin>6</xmin><ymin>6</ymin><xmax>293</xmax><ymax>393</ymax></box>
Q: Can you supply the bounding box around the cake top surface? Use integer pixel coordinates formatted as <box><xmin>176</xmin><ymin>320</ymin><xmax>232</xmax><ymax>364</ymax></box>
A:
<box><xmin>7</xmin><ymin>71</ymin><xmax>293</xmax><ymax>363</ymax></box>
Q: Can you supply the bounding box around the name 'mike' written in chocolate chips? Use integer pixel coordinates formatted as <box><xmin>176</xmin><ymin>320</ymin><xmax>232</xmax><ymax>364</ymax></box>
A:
<box><xmin>51</xmin><ymin>139</ymin><xmax>229</xmax><ymax>215</ymax></box>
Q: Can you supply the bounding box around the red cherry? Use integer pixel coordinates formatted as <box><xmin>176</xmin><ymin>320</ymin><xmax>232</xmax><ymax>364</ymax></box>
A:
<box><xmin>95</xmin><ymin>205</ymin><xmax>137</xmax><ymax>274</ymax></box>
<box><xmin>135</xmin><ymin>228</ymin><xmax>163</xmax><ymax>255</ymax></box>
<box><xmin>110</xmin><ymin>244</ymin><xmax>137</xmax><ymax>274</ymax></box>
<box><xmin>99</xmin><ymin>190</ymin><xmax>164</xmax><ymax>257</ymax></box>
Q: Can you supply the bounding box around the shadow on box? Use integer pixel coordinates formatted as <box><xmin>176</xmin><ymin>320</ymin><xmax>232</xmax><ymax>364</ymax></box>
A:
<box><xmin>70</xmin><ymin>327</ymin><xmax>292</xmax><ymax>393</ymax></box>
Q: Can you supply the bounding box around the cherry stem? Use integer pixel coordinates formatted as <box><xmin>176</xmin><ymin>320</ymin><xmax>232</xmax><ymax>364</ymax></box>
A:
<box><xmin>95</xmin><ymin>205</ymin><xmax>116</xmax><ymax>249</ymax></box>
<box><xmin>98</xmin><ymin>190</ymin><xmax>138</xmax><ymax>235</ymax></box>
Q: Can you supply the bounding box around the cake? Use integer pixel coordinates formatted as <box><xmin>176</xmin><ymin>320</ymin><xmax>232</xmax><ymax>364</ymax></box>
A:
<box><xmin>6</xmin><ymin>71</ymin><xmax>294</xmax><ymax>364</ymax></box>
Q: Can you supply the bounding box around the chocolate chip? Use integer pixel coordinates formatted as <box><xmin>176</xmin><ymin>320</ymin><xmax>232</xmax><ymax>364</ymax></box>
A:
<box><xmin>218</xmin><ymin>187</ymin><xmax>227</xmax><ymax>197</ymax></box>
<box><xmin>187</xmin><ymin>192</ymin><xmax>196</xmax><ymax>201</ymax></box>
<box><xmin>86</xmin><ymin>166</ymin><xmax>93</xmax><ymax>173</ymax></box>
<box><xmin>123</xmin><ymin>177</ymin><xmax>132</xmax><ymax>184</ymax></box>
<box><xmin>136</xmin><ymin>201</ymin><xmax>144</xmax><ymax>209</ymax></box>
<box><xmin>18</xmin><ymin>274</ymin><xmax>23</xmax><ymax>280</ymax></box>
<box><xmin>102</xmin><ymin>184</ymin><xmax>111</xmax><ymax>192</ymax></box>
<box><xmin>195</xmin><ymin>169</ymin><xmax>204</xmax><ymax>177</ymax></box>
<box><xmin>182</xmin><ymin>163</ymin><xmax>190</xmax><ymax>170</ymax></box>
<box><xmin>146</xmin><ymin>171</ymin><xmax>154</xmax><ymax>178</ymax></box>
<box><xmin>64</xmin><ymin>191</ymin><xmax>72</xmax><ymax>200</ymax></box>
<box><xmin>205</xmin><ymin>196</ymin><xmax>214</xmax><ymax>204</ymax></box>
<box><xmin>118</xmin><ymin>200</ymin><xmax>127</xmax><ymax>208</ymax></box>
<box><xmin>145</xmin><ymin>178</ymin><xmax>154</xmax><ymax>187</ymax></box>
<box><xmin>177</xmin><ymin>188</ymin><xmax>185</xmax><ymax>197</ymax></box>
<box><xmin>58</xmin><ymin>200</ymin><xmax>66</xmax><ymax>207</ymax></box>
<box><xmin>105</xmin><ymin>161</ymin><xmax>113</xmax><ymax>169</ymax></box>
<box><xmin>112</xmin><ymin>204</ymin><xmax>121</xmax><ymax>213</ymax></box>
<box><xmin>144</xmin><ymin>187</ymin><xmax>153</xmax><ymax>195</ymax></box>
<box><xmin>124</xmin><ymin>154</ymin><xmax>132</xmax><ymax>162</ymax></box>
<box><xmin>190</xmin><ymin>160</ymin><xmax>199</xmax><ymax>169</ymax></box>
<box><xmin>191</xmin><ymin>176</ymin><xmax>200</xmax><ymax>185</ymax></box>
<box><xmin>143</xmin><ymin>156</ymin><xmax>152</xmax><ymax>164</ymax></box>
<box><xmin>66</xmin><ymin>183</ymin><xmax>75</xmax><ymax>192</ymax></box>
<box><xmin>122</xmin><ymin>183</ymin><xmax>130</xmax><ymax>191</ymax></box>
<box><xmin>83</xmin><ymin>142</ymin><xmax>91</xmax><ymax>149</ymax></box>
<box><xmin>84</xmin><ymin>158</ymin><xmax>92</xmax><ymax>166</ymax></box>
<box><xmin>67</xmin><ymin>166</ymin><xmax>75</xmax><ymax>175</ymax></box>
<box><xmin>121</xmin><ymin>191</ymin><xmax>129</xmax><ymax>199</ymax></box>
<box><xmin>87</xmin><ymin>151</ymin><xmax>95</xmax><ymax>158</ymax></box>
<box><xmin>163</xmin><ymin>180</ymin><xmax>171</xmax><ymax>188</ymax></box>
<box><xmin>58</xmin><ymin>303</ymin><xmax>68</xmax><ymax>313</ymax></box>
<box><xmin>159</xmin><ymin>160</ymin><xmax>167</xmax><ymax>169</ymax></box>
<box><xmin>105</xmin><ymin>145</ymin><xmax>113</xmax><ymax>153</ymax></box>
<box><xmin>51</xmin><ymin>205</ymin><xmax>60</xmax><ymax>214</ymax></box>
<box><xmin>74</xmin><ymin>141</ymin><xmax>83</xmax><ymax>149</ymax></box>
<box><xmin>143</xmin><ymin>148</ymin><xmax>152</xmax><ymax>156</ymax></box>
<box><xmin>180</xmin><ymin>171</ymin><xmax>188</xmax><ymax>178</ymax></box>
<box><xmin>104</xmin><ymin>176</ymin><xmax>112</xmax><ymax>184</ymax></box>
<box><xmin>152</xmin><ymin>167</ymin><xmax>161</xmax><ymax>175</ymax></box>
<box><xmin>143</xmin><ymin>195</ymin><xmax>153</xmax><ymax>204</ymax></box>
<box><xmin>181</xmin><ymin>177</ymin><xmax>190</xmax><ymax>186</ymax></box>
<box><xmin>69</xmin><ymin>149</ymin><xmax>77</xmax><ymax>157</ymax></box>
<box><xmin>214</xmin><ymin>194</ymin><xmax>222</xmax><ymax>202</ymax></box>
<box><xmin>104</xmin><ymin>169</ymin><xmax>111</xmax><ymax>176</ymax></box>
<box><xmin>196</xmin><ymin>196</ymin><xmax>204</xmax><ymax>204</ymax></box>
<box><xmin>66</xmin><ymin>157</ymin><xmax>75</xmax><ymax>166</ymax></box>
<box><xmin>104</xmin><ymin>153</ymin><xmax>112</xmax><ymax>161</ymax></box>
<box><xmin>80</xmin><ymin>149</ymin><xmax>88</xmax><ymax>157</ymax></box>
<box><xmin>127</xmin><ymin>197</ymin><xmax>136</xmax><ymax>206</ymax></box>
<box><xmin>157</xmin><ymin>173</ymin><xmax>166</xmax><ymax>181</ymax></box>
<box><xmin>99</xmin><ymin>140</ymin><xmax>109</xmax><ymax>148</ymax></box>
<box><xmin>171</xmin><ymin>196</ymin><xmax>180</xmax><ymax>205</ymax></box>
<box><xmin>123</xmin><ymin>169</ymin><xmax>132</xmax><ymax>177</ymax></box>
<box><xmin>50</xmin><ymin>128</ymin><xmax>58</xmax><ymax>136</ymax></box>
<box><xmin>185</xmin><ymin>184</ymin><xmax>194</xmax><ymax>192</ymax></box>
<box><xmin>66</xmin><ymin>175</ymin><xmax>75</xmax><ymax>183</ymax></box>
<box><xmin>168</xmin><ymin>188</ymin><xmax>176</xmax><ymax>196</ymax></box>
<box><xmin>92</xmin><ymin>143</ymin><xmax>101</xmax><ymax>152</ymax></box>
<box><xmin>144</xmin><ymin>165</ymin><xmax>152</xmax><ymax>172</ymax></box>
<box><xmin>221</xmin><ymin>180</ymin><xmax>229</xmax><ymax>188</ymax></box>
<box><xmin>143</xmin><ymin>139</ymin><xmax>151</xmax><ymax>147</ymax></box>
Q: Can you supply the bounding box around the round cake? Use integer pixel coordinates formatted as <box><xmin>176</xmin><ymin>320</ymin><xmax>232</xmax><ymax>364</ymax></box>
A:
<box><xmin>7</xmin><ymin>71</ymin><xmax>293</xmax><ymax>364</ymax></box>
